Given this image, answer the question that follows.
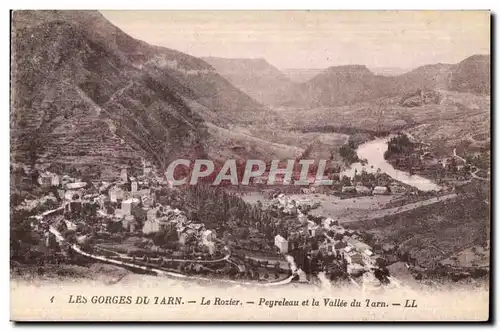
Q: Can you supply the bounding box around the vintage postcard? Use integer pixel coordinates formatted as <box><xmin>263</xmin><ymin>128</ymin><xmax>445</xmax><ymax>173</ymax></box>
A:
<box><xmin>10</xmin><ymin>10</ymin><xmax>491</xmax><ymax>321</ymax></box>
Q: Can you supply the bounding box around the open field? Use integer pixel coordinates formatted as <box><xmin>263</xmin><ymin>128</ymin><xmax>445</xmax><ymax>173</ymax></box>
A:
<box><xmin>197</xmin><ymin>88</ymin><xmax>490</xmax><ymax>171</ymax></box>
<box><xmin>204</xmin><ymin>122</ymin><xmax>304</xmax><ymax>161</ymax></box>
<box><xmin>290</xmin><ymin>193</ymin><xmax>394</xmax><ymax>221</ymax></box>
<box><xmin>242</xmin><ymin>191</ymin><xmax>397</xmax><ymax>222</ymax></box>
<box><xmin>440</xmin><ymin>245</ymin><xmax>490</xmax><ymax>269</ymax></box>
<box><xmin>258</xmin><ymin>90</ymin><xmax>490</xmax><ymax>158</ymax></box>
<box><xmin>345</xmin><ymin>193</ymin><xmax>489</xmax><ymax>269</ymax></box>
<box><xmin>403</xmin><ymin>91</ymin><xmax>490</xmax><ymax>157</ymax></box>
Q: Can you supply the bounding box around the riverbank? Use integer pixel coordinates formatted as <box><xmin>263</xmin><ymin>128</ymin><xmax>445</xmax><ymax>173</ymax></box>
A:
<box><xmin>342</xmin><ymin>136</ymin><xmax>441</xmax><ymax>192</ymax></box>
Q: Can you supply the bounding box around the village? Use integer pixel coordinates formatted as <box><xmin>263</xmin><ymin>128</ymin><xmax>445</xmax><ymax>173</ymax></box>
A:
<box><xmin>266</xmin><ymin>192</ymin><xmax>391</xmax><ymax>284</ymax></box>
<box><xmin>13</xmin><ymin>127</ymin><xmax>489</xmax><ymax>288</ymax></box>
<box><xmin>11</xmin><ymin>154</ymin><xmax>409</xmax><ymax>286</ymax></box>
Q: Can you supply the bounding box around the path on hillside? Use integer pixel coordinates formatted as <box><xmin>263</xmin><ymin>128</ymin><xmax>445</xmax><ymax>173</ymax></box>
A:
<box><xmin>470</xmin><ymin>168</ymin><xmax>489</xmax><ymax>181</ymax></box>
<box><xmin>357</xmin><ymin>193</ymin><xmax>458</xmax><ymax>222</ymax></box>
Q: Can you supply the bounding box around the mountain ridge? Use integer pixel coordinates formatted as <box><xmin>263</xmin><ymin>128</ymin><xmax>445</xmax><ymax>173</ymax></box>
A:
<box><xmin>201</xmin><ymin>56</ymin><xmax>293</xmax><ymax>106</ymax></box>
<box><xmin>10</xmin><ymin>10</ymin><xmax>266</xmax><ymax>178</ymax></box>
<box><xmin>278</xmin><ymin>54</ymin><xmax>490</xmax><ymax>107</ymax></box>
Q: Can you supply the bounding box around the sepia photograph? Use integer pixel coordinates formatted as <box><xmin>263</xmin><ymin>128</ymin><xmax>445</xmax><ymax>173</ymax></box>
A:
<box><xmin>9</xmin><ymin>9</ymin><xmax>491</xmax><ymax>321</ymax></box>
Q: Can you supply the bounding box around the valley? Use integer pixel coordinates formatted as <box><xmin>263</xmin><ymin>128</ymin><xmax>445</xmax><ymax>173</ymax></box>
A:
<box><xmin>10</xmin><ymin>10</ymin><xmax>490</xmax><ymax>291</ymax></box>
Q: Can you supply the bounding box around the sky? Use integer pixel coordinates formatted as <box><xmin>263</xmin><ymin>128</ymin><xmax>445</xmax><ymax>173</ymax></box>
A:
<box><xmin>100</xmin><ymin>10</ymin><xmax>490</xmax><ymax>70</ymax></box>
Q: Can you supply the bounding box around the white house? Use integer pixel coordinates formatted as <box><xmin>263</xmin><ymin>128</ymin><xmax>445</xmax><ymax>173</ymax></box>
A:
<box><xmin>121</xmin><ymin>199</ymin><xmax>132</xmax><ymax>216</ymax></box>
<box><xmin>64</xmin><ymin>190</ymin><xmax>78</xmax><ymax>201</ymax></box>
<box><xmin>320</xmin><ymin>240</ymin><xmax>336</xmax><ymax>256</ymax></box>
<box><xmin>342</xmin><ymin>186</ymin><xmax>357</xmax><ymax>193</ymax></box>
<box><xmin>76</xmin><ymin>235</ymin><xmax>89</xmax><ymax>245</ymax></box>
<box><xmin>57</xmin><ymin>189</ymin><xmax>65</xmax><ymax>200</ymax></box>
<box><xmin>122</xmin><ymin>198</ymin><xmax>140</xmax><ymax>216</ymax></box>
<box><xmin>98</xmin><ymin>195</ymin><xmax>107</xmax><ymax>210</ymax></box>
<box><xmin>147</xmin><ymin>207</ymin><xmax>159</xmax><ymax>222</ymax></box>
<box><xmin>373</xmin><ymin>186</ymin><xmax>389</xmax><ymax>195</ymax></box>
<box><xmin>202</xmin><ymin>229</ymin><xmax>215</xmax><ymax>242</ymax></box>
<box><xmin>120</xmin><ymin>167</ymin><xmax>128</xmax><ymax>182</ymax></box>
<box><xmin>64</xmin><ymin>220</ymin><xmax>78</xmax><ymax>231</ymax></box>
<box><xmin>347</xmin><ymin>263</ymin><xmax>365</xmax><ymax>277</ymax></box>
<box><xmin>109</xmin><ymin>186</ymin><xmax>124</xmax><ymax>202</ymax></box>
<box><xmin>143</xmin><ymin>166</ymin><xmax>152</xmax><ymax>176</ymax></box>
<box><xmin>122</xmin><ymin>191</ymin><xmax>132</xmax><ymax>201</ymax></box>
<box><xmin>142</xmin><ymin>157</ymin><xmax>152</xmax><ymax>176</ymax></box>
<box><xmin>142</xmin><ymin>219</ymin><xmax>160</xmax><ymax>234</ymax></box>
<box><xmin>65</xmin><ymin>182</ymin><xmax>87</xmax><ymax>190</ymax></box>
<box><xmin>123</xmin><ymin>215</ymin><xmax>137</xmax><ymax>232</ymax></box>
<box><xmin>253</xmin><ymin>176</ymin><xmax>268</xmax><ymax>184</ymax></box>
<box><xmin>115</xmin><ymin>208</ymin><xmax>123</xmax><ymax>218</ymax></box>
<box><xmin>296</xmin><ymin>268</ymin><xmax>308</xmax><ymax>282</ymax></box>
<box><xmin>346</xmin><ymin>238</ymin><xmax>372</xmax><ymax>253</ymax></box>
<box><xmin>131</xmin><ymin>181</ymin><xmax>138</xmax><ymax>193</ymax></box>
<box><xmin>322</xmin><ymin>217</ymin><xmax>338</xmax><ymax>230</ymax></box>
<box><xmin>51</xmin><ymin>174</ymin><xmax>60</xmax><ymax>187</ymax></box>
<box><xmin>389</xmin><ymin>184</ymin><xmax>406</xmax><ymax>194</ymax></box>
<box><xmin>177</xmin><ymin>228</ymin><xmax>196</xmax><ymax>245</ymax></box>
<box><xmin>307</xmin><ymin>221</ymin><xmax>319</xmax><ymax>237</ymax></box>
<box><xmin>38</xmin><ymin>173</ymin><xmax>54</xmax><ymax>187</ymax></box>
<box><xmin>274</xmin><ymin>234</ymin><xmax>288</xmax><ymax>254</ymax></box>
<box><xmin>355</xmin><ymin>185</ymin><xmax>371</xmax><ymax>194</ymax></box>
<box><xmin>61</xmin><ymin>175</ymin><xmax>72</xmax><ymax>185</ymax></box>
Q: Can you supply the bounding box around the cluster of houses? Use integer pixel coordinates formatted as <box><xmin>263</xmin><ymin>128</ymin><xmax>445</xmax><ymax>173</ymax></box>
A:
<box><xmin>249</xmin><ymin>166</ymin><xmax>412</xmax><ymax>197</ymax></box>
<box><xmin>15</xmin><ymin>192</ymin><xmax>58</xmax><ymax>212</ymax></box>
<box><xmin>28</xmin><ymin>159</ymin><xmax>218</xmax><ymax>255</ymax></box>
<box><xmin>99</xmin><ymin>168</ymin><xmax>215</xmax><ymax>246</ymax></box>
<box><xmin>270</xmin><ymin>193</ymin><xmax>386</xmax><ymax>278</ymax></box>
<box><xmin>141</xmin><ymin>205</ymin><xmax>217</xmax><ymax>249</ymax></box>
<box><xmin>271</xmin><ymin>193</ymin><xmax>321</xmax><ymax>214</ymax></box>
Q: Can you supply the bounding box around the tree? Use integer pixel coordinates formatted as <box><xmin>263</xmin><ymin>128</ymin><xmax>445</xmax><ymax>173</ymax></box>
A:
<box><xmin>153</xmin><ymin>231</ymin><xmax>166</xmax><ymax>246</ymax></box>
<box><xmin>340</xmin><ymin>176</ymin><xmax>351</xmax><ymax>186</ymax></box>
<box><xmin>132</xmin><ymin>208</ymin><xmax>147</xmax><ymax>225</ymax></box>
<box><xmin>10</xmin><ymin>217</ymin><xmax>42</xmax><ymax>263</ymax></box>
<box><xmin>339</xmin><ymin>144</ymin><xmax>359</xmax><ymax>164</ymax></box>
<box><xmin>63</xmin><ymin>229</ymin><xmax>77</xmax><ymax>244</ymax></box>
<box><xmin>449</xmin><ymin>157</ymin><xmax>457</xmax><ymax>174</ymax></box>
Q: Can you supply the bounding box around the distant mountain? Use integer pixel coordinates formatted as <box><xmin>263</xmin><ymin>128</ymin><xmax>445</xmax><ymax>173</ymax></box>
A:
<box><xmin>11</xmin><ymin>10</ymin><xmax>263</xmax><ymax>177</ymax></box>
<box><xmin>368</xmin><ymin>67</ymin><xmax>412</xmax><ymax>76</ymax></box>
<box><xmin>396</xmin><ymin>63</ymin><xmax>454</xmax><ymax>92</ymax></box>
<box><xmin>397</xmin><ymin>55</ymin><xmax>490</xmax><ymax>95</ymax></box>
<box><xmin>449</xmin><ymin>54</ymin><xmax>490</xmax><ymax>95</ymax></box>
<box><xmin>282</xmin><ymin>68</ymin><xmax>325</xmax><ymax>83</ymax></box>
<box><xmin>280</xmin><ymin>65</ymin><xmax>400</xmax><ymax>107</ymax></box>
<box><xmin>202</xmin><ymin>57</ymin><xmax>293</xmax><ymax>106</ymax></box>
<box><xmin>279</xmin><ymin>55</ymin><xmax>490</xmax><ymax>107</ymax></box>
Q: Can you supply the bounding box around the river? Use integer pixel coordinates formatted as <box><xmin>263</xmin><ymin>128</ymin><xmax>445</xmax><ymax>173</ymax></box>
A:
<box><xmin>341</xmin><ymin>136</ymin><xmax>441</xmax><ymax>192</ymax></box>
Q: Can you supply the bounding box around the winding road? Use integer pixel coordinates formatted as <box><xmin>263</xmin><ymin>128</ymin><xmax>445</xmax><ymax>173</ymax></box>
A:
<box><xmin>95</xmin><ymin>246</ymin><xmax>231</xmax><ymax>264</ymax></box>
<box><xmin>48</xmin><ymin>224</ymin><xmax>295</xmax><ymax>287</ymax></box>
<box><xmin>453</xmin><ymin>148</ymin><xmax>489</xmax><ymax>181</ymax></box>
